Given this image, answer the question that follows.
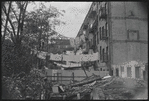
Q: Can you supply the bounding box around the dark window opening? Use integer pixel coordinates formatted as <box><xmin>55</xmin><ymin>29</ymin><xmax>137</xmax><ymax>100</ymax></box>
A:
<box><xmin>99</xmin><ymin>27</ymin><xmax>101</xmax><ymax>40</ymax></box>
<box><xmin>102</xmin><ymin>26</ymin><xmax>104</xmax><ymax>38</ymax></box>
<box><xmin>100</xmin><ymin>46</ymin><xmax>102</xmax><ymax>60</ymax></box>
<box><xmin>105</xmin><ymin>23</ymin><xmax>108</xmax><ymax>36</ymax></box>
<box><xmin>102</xmin><ymin>48</ymin><xmax>105</xmax><ymax>61</ymax></box>
<box><xmin>106</xmin><ymin>46</ymin><xmax>108</xmax><ymax>54</ymax></box>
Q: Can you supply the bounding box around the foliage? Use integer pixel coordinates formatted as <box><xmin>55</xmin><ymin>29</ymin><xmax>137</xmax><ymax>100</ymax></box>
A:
<box><xmin>2</xmin><ymin>67</ymin><xmax>53</xmax><ymax>99</ymax></box>
<box><xmin>2</xmin><ymin>2</ymin><xmax>66</xmax><ymax>99</ymax></box>
<box><xmin>23</xmin><ymin>2</ymin><xmax>65</xmax><ymax>50</ymax></box>
<box><xmin>2</xmin><ymin>39</ymin><xmax>32</xmax><ymax>76</ymax></box>
<box><xmin>2</xmin><ymin>1</ymin><xmax>65</xmax><ymax>76</ymax></box>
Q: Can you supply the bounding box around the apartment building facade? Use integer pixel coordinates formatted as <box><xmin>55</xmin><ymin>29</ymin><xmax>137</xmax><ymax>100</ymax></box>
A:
<box><xmin>75</xmin><ymin>2</ymin><xmax>148</xmax><ymax>79</ymax></box>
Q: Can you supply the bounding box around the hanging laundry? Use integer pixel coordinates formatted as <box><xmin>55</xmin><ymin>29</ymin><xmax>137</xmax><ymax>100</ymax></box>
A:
<box><xmin>63</xmin><ymin>54</ymin><xmax>80</xmax><ymax>62</ymax></box>
<box><xmin>68</xmin><ymin>55</ymin><xmax>75</xmax><ymax>62</ymax></box>
<box><xmin>63</xmin><ymin>55</ymin><xmax>70</xmax><ymax>61</ymax></box>
<box><xmin>72</xmin><ymin>55</ymin><xmax>81</xmax><ymax>62</ymax></box>
<box><xmin>37</xmin><ymin>51</ymin><xmax>47</xmax><ymax>59</ymax></box>
<box><xmin>54</xmin><ymin>62</ymin><xmax>81</xmax><ymax>68</ymax></box>
<box><xmin>50</xmin><ymin>53</ymin><xmax>62</xmax><ymax>61</ymax></box>
<box><xmin>80</xmin><ymin>54</ymin><xmax>91</xmax><ymax>62</ymax></box>
<box><xmin>90</xmin><ymin>52</ymin><xmax>99</xmax><ymax>61</ymax></box>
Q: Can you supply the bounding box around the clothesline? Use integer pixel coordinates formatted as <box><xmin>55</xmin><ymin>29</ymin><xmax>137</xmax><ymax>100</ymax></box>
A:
<box><xmin>31</xmin><ymin>49</ymin><xmax>99</xmax><ymax>62</ymax></box>
<box><xmin>53</xmin><ymin>62</ymin><xmax>81</xmax><ymax>68</ymax></box>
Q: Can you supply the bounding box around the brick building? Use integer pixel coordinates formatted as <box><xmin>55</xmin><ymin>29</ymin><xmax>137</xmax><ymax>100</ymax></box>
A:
<box><xmin>75</xmin><ymin>2</ymin><xmax>148</xmax><ymax>79</ymax></box>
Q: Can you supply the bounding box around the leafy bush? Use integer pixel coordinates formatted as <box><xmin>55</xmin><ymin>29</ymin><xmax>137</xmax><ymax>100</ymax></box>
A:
<box><xmin>2</xmin><ymin>68</ymin><xmax>52</xmax><ymax>99</ymax></box>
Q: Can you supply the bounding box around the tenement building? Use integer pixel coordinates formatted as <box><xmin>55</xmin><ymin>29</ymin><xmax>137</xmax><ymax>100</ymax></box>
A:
<box><xmin>75</xmin><ymin>2</ymin><xmax>148</xmax><ymax>80</ymax></box>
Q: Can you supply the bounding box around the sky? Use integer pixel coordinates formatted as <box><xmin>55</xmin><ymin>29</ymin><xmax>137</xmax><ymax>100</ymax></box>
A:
<box><xmin>27</xmin><ymin>2</ymin><xmax>92</xmax><ymax>38</ymax></box>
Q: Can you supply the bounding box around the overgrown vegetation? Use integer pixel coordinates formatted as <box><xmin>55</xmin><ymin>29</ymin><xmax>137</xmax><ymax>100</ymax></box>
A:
<box><xmin>2</xmin><ymin>1</ymin><xmax>65</xmax><ymax>99</ymax></box>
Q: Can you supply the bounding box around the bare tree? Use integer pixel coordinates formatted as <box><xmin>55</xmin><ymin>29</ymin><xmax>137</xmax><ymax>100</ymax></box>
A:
<box><xmin>2</xmin><ymin>1</ymin><xmax>29</xmax><ymax>55</ymax></box>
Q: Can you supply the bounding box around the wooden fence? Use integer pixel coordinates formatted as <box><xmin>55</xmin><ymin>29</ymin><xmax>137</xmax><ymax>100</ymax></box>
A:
<box><xmin>45</xmin><ymin>74</ymin><xmax>87</xmax><ymax>84</ymax></box>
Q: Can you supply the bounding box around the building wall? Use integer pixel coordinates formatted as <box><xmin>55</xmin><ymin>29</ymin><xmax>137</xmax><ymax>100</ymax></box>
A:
<box><xmin>110</xmin><ymin>2</ymin><xmax>148</xmax><ymax>79</ymax></box>
<box><xmin>74</xmin><ymin>2</ymin><xmax>147</xmax><ymax>79</ymax></box>
<box><xmin>112</xmin><ymin>43</ymin><xmax>127</xmax><ymax>65</ymax></box>
<box><xmin>111</xmin><ymin>2</ymin><xmax>148</xmax><ymax>65</ymax></box>
<box><xmin>96</xmin><ymin>2</ymin><xmax>109</xmax><ymax>71</ymax></box>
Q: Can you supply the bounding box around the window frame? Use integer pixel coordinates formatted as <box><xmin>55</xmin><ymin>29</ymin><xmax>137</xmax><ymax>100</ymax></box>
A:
<box><xmin>127</xmin><ymin>30</ymin><xmax>139</xmax><ymax>40</ymax></box>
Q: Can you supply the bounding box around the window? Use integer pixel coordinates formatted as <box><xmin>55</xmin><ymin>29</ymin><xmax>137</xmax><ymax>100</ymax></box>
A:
<box><xmin>100</xmin><ymin>46</ymin><xmax>102</xmax><ymax>60</ymax></box>
<box><xmin>102</xmin><ymin>48</ymin><xmax>105</xmax><ymax>61</ymax></box>
<box><xmin>99</xmin><ymin>10</ymin><xmax>101</xmax><ymax>18</ymax></box>
<box><xmin>127</xmin><ymin>30</ymin><xmax>139</xmax><ymax>40</ymax></box>
<box><xmin>105</xmin><ymin>3</ymin><xmax>108</xmax><ymax>14</ymax></box>
<box><xmin>102</xmin><ymin>26</ymin><xmax>104</xmax><ymax>38</ymax></box>
<box><xmin>105</xmin><ymin>3</ymin><xmax>107</xmax><ymax>14</ymax></box>
<box><xmin>99</xmin><ymin>27</ymin><xmax>101</xmax><ymax>40</ymax></box>
<box><xmin>105</xmin><ymin>23</ymin><xmax>108</xmax><ymax>36</ymax></box>
<box><xmin>121</xmin><ymin>66</ymin><xmax>124</xmax><ymax>72</ymax></box>
<box><xmin>106</xmin><ymin>46</ymin><xmax>108</xmax><ymax>54</ymax></box>
<box><xmin>97</xmin><ymin>32</ymin><xmax>99</xmax><ymax>44</ymax></box>
<box><xmin>100</xmin><ymin>68</ymin><xmax>102</xmax><ymax>71</ymax></box>
<box><xmin>91</xmin><ymin>39</ymin><xmax>93</xmax><ymax>46</ymax></box>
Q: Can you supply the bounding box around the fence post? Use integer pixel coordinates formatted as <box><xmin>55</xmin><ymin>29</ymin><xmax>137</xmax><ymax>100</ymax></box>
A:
<box><xmin>72</xmin><ymin>72</ymin><xmax>74</xmax><ymax>83</ymax></box>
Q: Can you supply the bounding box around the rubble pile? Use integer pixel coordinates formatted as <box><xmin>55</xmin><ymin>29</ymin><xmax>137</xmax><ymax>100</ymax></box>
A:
<box><xmin>63</xmin><ymin>75</ymin><xmax>114</xmax><ymax>99</ymax></box>
<box><xmin>102</xmin><ymin>77</ymin><xmax>147</xmax><ymax>100</ymax></box>
<box><xmin>50</xmin><ymin>75</ymin><xmax>147</xmax><ymax>100</ymax></box>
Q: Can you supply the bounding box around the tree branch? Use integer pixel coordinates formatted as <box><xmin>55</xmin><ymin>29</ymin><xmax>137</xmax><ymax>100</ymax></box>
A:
<box><xmin>2</xmin><ymin>5</ymin><xmax>16</xmax><ymax>37</ymax></box>
<box><xmin>11</xmin><ymin>7</ymin><xmax>19</xmax><ymax>21</ymax></box>
<box><xmin>2</xmin><ymin>24</ymin><xmax>12</xmax><ymax>34</ymax></box>
<box><xmin>2</xmin><ymin>1</ymin><xmax>12</xmax><ymax>44</ymax></box>
<box><xmin>20</xmin><ymin>2</ymin><xmax>28</xmax><ymax>35</ymax></box>
<box><xmin>16</xmin><ymin>5</ymin><xmax>22</xmax><ymax>38</ymax></box>
<box><xmin>19</xmin><ymin>2</ymin><xmax>29</xmax><ymax>42</ymax></box>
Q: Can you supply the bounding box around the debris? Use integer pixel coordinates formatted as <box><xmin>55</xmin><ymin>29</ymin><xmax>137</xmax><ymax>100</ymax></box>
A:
<box><xmin>69</xmin><ymin>74</ymin><xmax>102</xmax><ymax>87</ymax></box>
<box><xmin>50</xmin><ymin>76</ymin><xmax>147</xmax><ymax>100</ymax></box>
